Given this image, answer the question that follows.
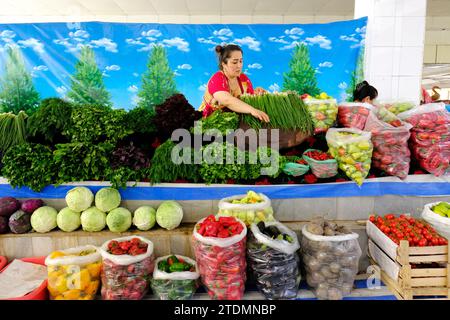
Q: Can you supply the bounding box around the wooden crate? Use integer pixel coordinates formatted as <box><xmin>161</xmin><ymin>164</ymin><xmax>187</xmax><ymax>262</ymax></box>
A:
<box><xmin>367</xmin><ymin>220</ymin><xmax>450</xmax><ymax>300</ymax></box>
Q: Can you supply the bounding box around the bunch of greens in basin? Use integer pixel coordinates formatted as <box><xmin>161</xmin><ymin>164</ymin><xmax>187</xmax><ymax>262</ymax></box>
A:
<box><xmin>240</xmin><ymin>92</ymin><xmax>314</xmax><ymax>134</ymax></box>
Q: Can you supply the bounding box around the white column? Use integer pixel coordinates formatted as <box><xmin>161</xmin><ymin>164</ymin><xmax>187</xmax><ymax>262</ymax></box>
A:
<box><xmin>355</xmin><ymin>0</ymin><xmax>427</xmax><ymax>104</ymax></box>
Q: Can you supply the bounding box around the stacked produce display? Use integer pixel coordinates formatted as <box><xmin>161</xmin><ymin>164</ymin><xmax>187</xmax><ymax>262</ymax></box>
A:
<box><xmin>302</xmin><ymin>93</ymin><xmax>338</xmax><ymax>134</ymax></box>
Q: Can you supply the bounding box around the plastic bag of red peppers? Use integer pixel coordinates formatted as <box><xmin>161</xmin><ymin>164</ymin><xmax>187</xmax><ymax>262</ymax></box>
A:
<box><xmin>192</xmin><ymin>215</ymin><xmax>247</xmax><ymax>300</ymax></box>
<box><xmin>364</xmin><ymin>107</ymin><xmax>412</xmax><ymax>179</ymax></box>
<box><xmin>398</xmin><ymin>103</ymin><xmax>450</xmax><ymax>176</ymax></box>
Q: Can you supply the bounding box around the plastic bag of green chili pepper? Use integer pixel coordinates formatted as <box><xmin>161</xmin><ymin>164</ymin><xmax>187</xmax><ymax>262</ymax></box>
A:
<box><xmin>151</xmin><ymin>255</ymin><xmax>200</xmax><ymax>300</ymax></box>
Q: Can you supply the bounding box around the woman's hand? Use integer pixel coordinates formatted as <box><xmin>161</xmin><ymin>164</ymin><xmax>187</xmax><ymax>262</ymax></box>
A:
<box><xmin>250</xmin><ymin>107</ymin><xmax>270</xmax><ymax>123</ymax></box>
<box><xmin>254</xmin><ymin>87</ymin><xmax>267</xmax><ymax>95</ymax></box>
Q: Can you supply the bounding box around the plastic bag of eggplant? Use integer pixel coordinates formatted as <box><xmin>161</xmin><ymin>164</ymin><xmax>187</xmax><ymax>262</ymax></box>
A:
<box><xmin>247</xmin><ymin>221</ymin><xmax>301</xmax><ymax>300</ymax></box>
<box><xmin>301</xmin><ymin>218</ymin><xmax>362</xmax><ymax>300</ymax></box>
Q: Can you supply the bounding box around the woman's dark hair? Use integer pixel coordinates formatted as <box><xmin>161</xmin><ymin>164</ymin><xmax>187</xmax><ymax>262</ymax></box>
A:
<box><xmin>215</xmin><ymin>44</ymin><xmax>243</xmax><ymax>70</ymax></box>
<box><xmin>353</xmin><ymin>81</ymin><xmax>378</xmax><ymax>101</ymax></box>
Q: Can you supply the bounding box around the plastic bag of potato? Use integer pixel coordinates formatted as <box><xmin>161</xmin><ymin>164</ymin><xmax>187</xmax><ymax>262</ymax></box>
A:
<box><xmin>218</xmin><ymin>191</ymin><xmax>274</xmax><ymax>226</ymax></box>
<box><xmin>45</xmin><ymin>245</ymin><xmax>102</xmax><ymax>300</ymax></box>
<box><xmin>301</xmin><ymin>218</ymin><xmax>361</xmax><ymax>300</ymax></box>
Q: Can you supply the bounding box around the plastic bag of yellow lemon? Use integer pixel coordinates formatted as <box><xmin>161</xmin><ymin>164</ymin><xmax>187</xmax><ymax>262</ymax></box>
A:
<box><xmin>45</xmin><ymin>245</ymin><xmax>102</xmax><ymax>300</ymax></box>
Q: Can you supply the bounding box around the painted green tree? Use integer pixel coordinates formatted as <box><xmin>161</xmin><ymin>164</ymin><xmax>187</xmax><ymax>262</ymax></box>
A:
<box><xmin>0</xmin><ymin>46</ymin><xmax>40</xmax><ymax>115</ymax></box>
<box><xmin>282</xmin><ymin>44</ymin><xmax>320</xmax><ymax>96</ymax></box>
<box><xmin>346</xmin><ymin>47</ymin><xmax>365</xmax><ymax>101</ymax></box>
<box><xmin>67</xmin><ymin>46</ymin><xmax>112</xmax><ymax>107</ymax></box>
<box><xmin>137</xmin><ymin>45</ymin><xmax>177</xmax><ymax>110</ymax></box>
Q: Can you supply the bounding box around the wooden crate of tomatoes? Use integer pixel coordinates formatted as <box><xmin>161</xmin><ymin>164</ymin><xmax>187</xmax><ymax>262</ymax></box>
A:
<box><xmin>366</xmin><ymin>214</ymin><xmax>450</xmax><ymax>300</ymax></box>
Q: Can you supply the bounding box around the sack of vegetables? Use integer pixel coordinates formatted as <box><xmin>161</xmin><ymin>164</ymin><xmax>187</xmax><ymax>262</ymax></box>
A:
<box><xmin>301</xmin><ymin>218</ymin><xmax>361</xmax><ymax>300</ymax></box>
<box><xmin>99</xmin><ymin>236</ymin><xmax>155</xmax><ymax>300</ymax></box>
<box><xmin>303</xmin><ymin>97</ymin><xmax>338</xmax><ymax>134</ymax></box>
<box><xmin>192</xmin><ymin>215</ymin><xmax>247</xmax><ymax>300</ymax></box>
<box><xmin>218</xmin><ymin>190</ymin><xmax>274</xmax><ymax>226</ymax></box>
<box><xmin>302</xmin><ymin>149</ymin><xmax>338</xmax><ymax>178</ymax></box>
<box><xmin>337</xmin><ymin>102</ymin><xmax>374</xmax><ymax>130</ymax></box>
<box><xmin>151</xmin><ymin>254</ymin><xmax>200</xmax><ymax>300</ymax></box>
<box><xmin>247</xmin><ymin>221</ymin><xmax>301</xmax><ymax>300</ymax></box>
<box><xmin>45</xmin><ymin>245</ymin><xmax>102</xmax><ymax>300</ymax></box>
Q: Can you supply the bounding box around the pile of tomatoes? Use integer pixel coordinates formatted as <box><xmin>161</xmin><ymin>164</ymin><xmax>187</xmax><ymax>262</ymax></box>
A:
<box><xmin>369</xmin><ymin>214</ymin><xmax>448</xmax><ymax>247</ymax></box>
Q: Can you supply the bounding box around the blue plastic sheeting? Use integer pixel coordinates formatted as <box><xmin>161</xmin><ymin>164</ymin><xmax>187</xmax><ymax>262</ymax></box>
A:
<box><xmin>0</xmin><ymin>181</ymin><xmax>449</xmax><ymax>200</ymax></box>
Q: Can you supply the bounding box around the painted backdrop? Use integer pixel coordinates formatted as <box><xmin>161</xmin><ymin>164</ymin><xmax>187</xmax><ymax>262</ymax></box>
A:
<box><xmin>0</xmin><ymin>17</ymin><xmax>366</xmax><ymax>111</ymax></box>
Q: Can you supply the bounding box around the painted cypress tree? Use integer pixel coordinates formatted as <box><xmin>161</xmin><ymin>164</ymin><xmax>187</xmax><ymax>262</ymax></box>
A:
<box><xmin>0</xmin><ymin>45</ymin><xmax>40</xmax><ymax>115</ymax></box>
<box><xmin>282</xmin><ymin>44</ymin><xmax>320</xmax><ymax>96</ymax></box>
<box><xmin>138</xmin><ymin>45</ymin><xmax>177</xmax><ymax>110</ymax></box>
<box><xmin>346</xmin><ymin>47</ymin><xmax>365</xmax><ymax>101</ymax></box>
<box><xmin>67</xmin><ymin>46</ymin><xmax>112</xmax><ymax>107</ymax></box>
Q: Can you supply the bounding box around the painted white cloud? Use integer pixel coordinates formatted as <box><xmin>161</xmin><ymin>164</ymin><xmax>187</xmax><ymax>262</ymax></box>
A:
<box><xmin>280</xmin><ymin>40</ymin><xmax>306</xmax><ymax>51</ymax></box>
<box><xmin>289</xmin><ymin>35</ymin><xmax>300</xmax><ymax>40</ymax></box>
<box><xmin>351</xmin><ymin>38</ymin><xmax>365</xmax><ymax>49</ymax></box>
<box><xmin>319</xmin><ymin>61</ymin><xmax>333</xmax><ymax>68</ymax></box>
<box><xmin>204</xmin><ymin>72</ymin><xmax>210</xmax><ymax>76</ymax></box>
<box><xmin>285</xmin><ymin>27</ymin><xmax>304</xmax><ymax>36</ymax></box>
<box><xmin>56</xmin><ymin>86</ymin><xmax>67</xmax><ymax>95</ymax></box>
<box><xmin>126</xmin><ymin>38</ymin><xmax>145</xmax><ymax>46</ymax></box>
<box><xmin>90</xmin><ymin>38</ymin><xmax>118</xmax><ymax>53</ymax></box>
<box><xmin>305</xmin><ymin>35</ymin><xmax>332</xmax><ymax>50</ymax></box>
<box><xmin>269</xmin><ymin>36</ymin><xmax>289</xmax><ymax>44</ymax></box>
<box><xmin>269</xmin><ymin>83</ymin><xmax>280</xmax><ymax>92</ymax></box>
<box><xmin>275</xmin><ymin>71</ymin><xmax>280</xmax><ymax>76</ymax></box>
<box><xmin>0</xmin><ymin>30</ymin><xmax>15</xmax><ymax>39</ymax></box>
<box><xmin>133</xmin><ymin>72</ymin><xmax>139</xmax><ymax>77</ymax></box>
<box><xmin>128</xmin><ymin>85</ymin><xmax>138</xmax><ymax>93</ymax></box>
<box><xmin>105</xmin><ymin>65</ymin><xmax>120</xmax><ymax>71</ymax></box>
<box><xmin>233</xmin><ymin>36</ymin><xmax>261</xmax><ymax>51</ymax></box>
<box><xmin>213</xmin><ymin>28</ymin><xmax>233</xmax><ymax>38</ymax></box>
<box><xmin>177</xmin><ymin>64</ymin><xmax>192</xmax><ymax>70</ymax></box>
<box><xmin>198</xmin><ymin>84</ymin><xmax>207</xmax><ymax>91</ymax></box>
<box><xmin>17</xmin><ymin>38</ymin><xmax>44</xmax><ymax>53</ymax></box>
<box><xmin>33</xmin><ymin>65</ymin><xmax>49</xmax><ymax>72</ymax></box>
<box><xmin>69</xmin><ymin>30</ymin><xmax>89</xmax><ymax>38</ymax></box>
<box><xmin>141</xmin><ymin>30</ymin><xmax>162</xmax><ymax>38</ymax></box>
<box><xmin>162</xmin><ymin>37</ymin><xmax>190</xmax><ymax>52</ymax></box>
<box><xmin>132</xmin><ymin>94</ymin><xmax>141</xmax><ymax>106</ymax></box>
<box><xmin>340</xmin><ymin>35</ymin><xmax>359</xmax><ymax>42</ymax></box>
<box><xmin>338</xmin><ymin>82</ymin><xmax>348</xmax><ymax>90</ymax></box>
<box><xmin>137</xmin><ymin>43</ymin><xmax>158</xmax><ymax>52</ymax></box>
<box><xmin>248</xmin><ymin>63</ymin><xmax>262</xmax><ymax>69</ymax></box>
<box><xmin>174</xmin><ymin>71</ymin><xmax>181</xmax><ymax>76</ymax></box>
<box><xmin>356</xmin><ymin>26</ymin><xmax>367</xmax><ymax>35</ymax></box>
<box><xmin>197</xmin><ymin>37</ymin><xmax>218</xmax><ymax>45</ymax></box>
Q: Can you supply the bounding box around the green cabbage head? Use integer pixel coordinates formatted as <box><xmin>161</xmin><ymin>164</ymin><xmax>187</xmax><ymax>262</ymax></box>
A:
<box><xmin>133</xmin><ymin>206</ymin><xmax>156</xmax><ymax>231</ymax></box>
<box><xmin>57</xmin><ymin>207</ymin><xmax>81</xmax><ymax>232</ymax></box>
<box><xmin>106</xmin><ymin>207</ymin><xmax>132</xmax><ymax>233</ymax></box>
<box><xmin>80</xmin><ymin>207</ymin><xmax>106</xmax><ymax>232</ymax></box>
<box><xmin>31</xmin><ymin>206</ymin><xmax>58</xmax><ymax>233</ymax></box>
<box><xmin>65</xmin><ymin>187</ymin><xmax>94</xmax><ymax>212</ymax></box>
<box><xmin>95</xmin><ymin>187</ymin><xmax>121</xmax><ymax>212</ymax></box>
<box><xmin>156</xmin><ymin>201</ymin><xmax>183</xmax><ymax>230</ymax></box>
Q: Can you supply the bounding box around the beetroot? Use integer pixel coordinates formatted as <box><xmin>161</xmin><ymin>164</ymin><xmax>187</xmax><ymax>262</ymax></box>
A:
<box><xmin>21</xmin><ymin>199</ymin><xmax>44</xmax><ymax>214</ymax></box>
<box><xmin>0</xmin><ymin>197</ymin><xmax>20</xmax><ymax>217</ymax></box>
<box><xmin>0</xmin><ymin>216</ymin><xmax>8</xmax><ymax>233</ymax></box>
<box><xmin>9</xmin><ymin>210</ymin><xmax>32</xmax><ymax>234</ymax></box>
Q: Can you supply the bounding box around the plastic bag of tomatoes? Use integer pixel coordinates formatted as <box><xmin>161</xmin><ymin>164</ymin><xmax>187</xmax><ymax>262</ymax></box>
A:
<box><xmin>302</xmin><ymin>149</ymin><xmax>338</xmax><ymax>178</ymax></box>
<box><xmin>192</xmin><ymin>215</ymin><xmax>247</xmax><ymax>300</ymax></box>
<box><xmin>99</xmin><ymin>236</ymin><xmax>155</xmax><ymax>300</ymax></box>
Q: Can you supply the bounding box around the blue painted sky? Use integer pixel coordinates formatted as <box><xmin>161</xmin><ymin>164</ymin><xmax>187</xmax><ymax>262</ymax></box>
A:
<box><xmin>0</xmin><ymin>17</ymin><xmax>366</xmax><ymax>110</ymax></box>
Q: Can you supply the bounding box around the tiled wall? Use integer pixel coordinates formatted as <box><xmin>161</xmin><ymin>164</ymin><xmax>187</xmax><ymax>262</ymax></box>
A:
<box><xmin>425</xmin><ymin>16</ymin><xmax>450</xmax><ymax>63</ymax></box>
<box><xmin>355</xmin><ymin>0</ymin><xmax>427</xmax><ymax>103</ymax></box>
